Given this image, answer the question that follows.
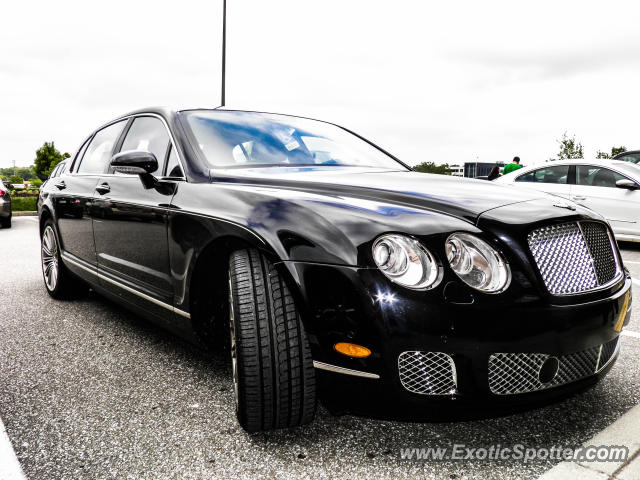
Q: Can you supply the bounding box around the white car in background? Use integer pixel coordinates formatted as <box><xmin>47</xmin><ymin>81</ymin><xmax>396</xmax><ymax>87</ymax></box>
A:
<box><xmin>495</xmin><ymin>159</ymin><xmax>640</xmax><ymax>242</ymax></box>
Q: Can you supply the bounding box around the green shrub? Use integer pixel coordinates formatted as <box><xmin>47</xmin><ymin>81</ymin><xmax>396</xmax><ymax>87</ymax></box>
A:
<box><xmin>8</xmin><ymin>175</ymin><xmax>24</xmax><ymax>185</ymax></box>
<box><xmin>11</xmin><ymin>197</ymin><xmax>37</xmax><ymax>212</ymax></box>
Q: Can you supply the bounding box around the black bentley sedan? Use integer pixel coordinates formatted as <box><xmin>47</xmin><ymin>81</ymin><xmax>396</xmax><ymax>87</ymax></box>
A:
<box><xmin>38</xmin><ymin>108</ymin><xmax>632</xmax><ymax>432</ymax></box>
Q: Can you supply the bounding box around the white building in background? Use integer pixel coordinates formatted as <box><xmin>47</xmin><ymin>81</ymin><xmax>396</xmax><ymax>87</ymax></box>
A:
<box><xmin>449</xmin><ymin>164</ymin><xmax>464</xmax><ymax>177</ymax></box>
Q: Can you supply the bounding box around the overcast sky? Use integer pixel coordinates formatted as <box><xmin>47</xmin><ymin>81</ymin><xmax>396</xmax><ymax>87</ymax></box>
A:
<box><xmin>2</xmin><ymin>0</ymin><xmax>639</xmax><ymax>169</ymax></box>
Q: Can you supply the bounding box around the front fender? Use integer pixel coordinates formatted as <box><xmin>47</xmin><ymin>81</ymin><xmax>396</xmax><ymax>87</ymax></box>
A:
<box><xmin>172</xmin><ymin>183</ymin><xmax>478</xmax><ymax>267</ymax></box>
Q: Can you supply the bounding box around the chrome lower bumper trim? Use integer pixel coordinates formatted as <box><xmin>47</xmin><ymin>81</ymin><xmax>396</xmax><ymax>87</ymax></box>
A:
<box><xmin>312</xmin><ymin>361</ymin><xmax>380</xmax><ymax>379</ymax></box>
<box><xmin>62</xmin><ymin>252</ymin><xmax>191</xmax><ymax>319</ymax></box>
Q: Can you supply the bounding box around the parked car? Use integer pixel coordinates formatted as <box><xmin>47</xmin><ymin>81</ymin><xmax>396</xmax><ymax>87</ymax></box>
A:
<box><xmin>0</xmin><ymin>181</ymin><xmax>11</xmax><ymax>228</ymax></box>
<box><xmin>38</xmin><ymin>108</ymin><xmax>632</xmax><ymax>432</ymax></box>
<box><xmin>613</xmin><ymin>150</ymin><xmax>640</xmax><ymax>164</ymax></box>
<box><xmin>495</xmin><ymin>159</ymin><xmax>640</xmax><ymax>242</ymax></box>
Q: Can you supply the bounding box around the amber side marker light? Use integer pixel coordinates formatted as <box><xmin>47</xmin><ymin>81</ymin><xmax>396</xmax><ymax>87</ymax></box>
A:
<box><xmin>334</xmin><ymin>342</ymin><xmax>372</xmax><ymax>358</ymax></box>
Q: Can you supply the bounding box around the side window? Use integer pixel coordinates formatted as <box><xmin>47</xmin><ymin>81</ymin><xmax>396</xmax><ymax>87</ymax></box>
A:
<box><xmin>577</xmin><ymin>166</ymin><xmax>627</xmax><ymax>188</ymax></box>
<box><xmin>515</xmin><ymin>166</ymin><xmax>569</xmax><ymax>184</ymax></box>
<box><xmin>77</xmin><ymin>120</ymin><xmax>127</xmax><ymax>174</ymax></box>
<box><xmin>49</xmin><ymin>164</ymin><xmax>60</xmax><ymax>178</ymax></box>
<box><xmin>514</xmin><ymin>171</ymin><xmax>534</xmax><ymax>182</ymax></box>
<box><xmin>58</xmin><ymin>162</ymin><xmax>67</xmax><ymax>175</ymax></box>
<box><xmin>164</xmin><ymin>145</ymin><xmax>184</xmax><ymax>177</ymax></box>
<box><xmin>119</xmin><ymin>116</ymin><xmax>170</xmax><ymax>175</ymax></box>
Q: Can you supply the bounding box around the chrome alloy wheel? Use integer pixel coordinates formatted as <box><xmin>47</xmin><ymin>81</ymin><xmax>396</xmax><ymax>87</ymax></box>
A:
<box><xmin>228</xmin><ymin>278</ymin><xmax>239</xmax><ymax>411</ymax></box>
<box><xmin>41</xmin><ymin>225</ymin><xmax>60</xmax><ymax>292</ymax></box>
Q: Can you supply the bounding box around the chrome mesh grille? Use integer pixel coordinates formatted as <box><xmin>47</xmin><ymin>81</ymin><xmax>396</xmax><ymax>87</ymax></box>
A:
<box><xmin>398</xmin><ymin>351</ymin><xmax>457</xmax><ymax>395</ymax></box>
<box><xmin>488</xmin><ymin>338</ymin><xmax>619</xmax><ymax>395</ymax></box>
<box><xmin>527</xmin><ymin>221</ymin><xmax>619</xmax><ymax>295</ymax></box>
<box><xmin>581</xmin><ymin>222</ymin><xmax>618</xmax><ymax>284</ymax></box>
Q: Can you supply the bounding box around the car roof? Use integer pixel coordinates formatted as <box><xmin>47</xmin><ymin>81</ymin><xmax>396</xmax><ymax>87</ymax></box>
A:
<box><xmin>613</xmin><ymin>150</ymin><xmax>640</xmax><ymax>157</ymax></box>
<box><xmin>116</xmin><ymin>106</ymin><xmax>346</xmax><ymax>126</ymax></box>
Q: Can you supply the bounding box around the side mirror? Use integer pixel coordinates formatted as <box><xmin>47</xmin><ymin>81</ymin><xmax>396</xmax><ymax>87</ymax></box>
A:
<box><xmin>111</xmin><ymin>150</ymin><xmax>158</xmax><ymax>175</ymax></box>
<box><xmin>111</xmin><ymin>151</ymin><xmax>159</xmax><ymax>189</ymax></box>
<box><xmin>615</xmin><ymin>179</ymin><xmax>638</xmax><ymax>190</ymax></box>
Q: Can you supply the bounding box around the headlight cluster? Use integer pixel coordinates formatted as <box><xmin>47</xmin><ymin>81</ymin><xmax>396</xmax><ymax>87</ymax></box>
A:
<box><xmin>445</xmin><ymin>233</ymin><xmax>510</xmax><ymax>293</ymax></box>
<box><xmin>372</xmin><ymin>232</ymin><xmax>510</xmax><ymax>293</ymax></box>
<box><xmin>372</xmin><ymin>234</ymin><xmax>439</xmax><ymax>290</ymax></box>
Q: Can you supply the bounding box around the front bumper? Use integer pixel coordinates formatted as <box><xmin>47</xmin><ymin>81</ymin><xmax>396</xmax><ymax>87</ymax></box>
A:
<box><xmin>286</xmin><ymin>261</ymin><xmax>632</xmax><ymax>419</ymax></box>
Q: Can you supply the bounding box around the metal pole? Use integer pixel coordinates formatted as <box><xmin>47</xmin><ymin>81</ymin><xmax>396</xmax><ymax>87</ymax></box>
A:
<box><xmin>221</xmin><ymin>0</ymin><xmax>226</xmax><ymax>107</ymax></box>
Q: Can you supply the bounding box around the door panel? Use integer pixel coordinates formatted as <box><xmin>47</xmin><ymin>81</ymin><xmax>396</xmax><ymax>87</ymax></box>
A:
<box><xmin>571</xmin><ymin>184</ymin><xmax>639</xmax><ymax>235</ymax></box>
<box><xmin>92</xmin><ymin>175</ymin><xmax>176</xmax><ymax>305</ymax></box>
<box><xmin>54</xmin><ymin>174</ymin><xmax>100</xmax><ymax>265</ymax></box>
<box><xmin>572</xmin><ymin>165</ymin><xmax>640</xmax><ymax>236</ymax></box>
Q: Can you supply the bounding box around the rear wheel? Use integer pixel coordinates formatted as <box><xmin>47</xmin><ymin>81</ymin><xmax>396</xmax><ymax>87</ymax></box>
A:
<box><xmin>41</xmin><ymin>220</ymin><xmax>77</xmax><ymax>299</ymax></box>
<box><xmin>228</xmin><ymin>248</ymin><xmax>316</xmax><ymax>432</ymax></box>
<box><xmin>0</xmin><ymin>216</ymin><xmax>10</xmax><ymax>228</ymax></box>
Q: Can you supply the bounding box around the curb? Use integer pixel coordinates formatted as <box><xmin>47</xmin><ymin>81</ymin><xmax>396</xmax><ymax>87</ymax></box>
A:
<box><xmin>538</xmin><ymin>403</ymin><xmax>640</xmax><ymax>480</ymax></box>
<box><xmin>12</xmin><ymin>211</ymin><xmax>37</xmax><ymax>216</ymax></box>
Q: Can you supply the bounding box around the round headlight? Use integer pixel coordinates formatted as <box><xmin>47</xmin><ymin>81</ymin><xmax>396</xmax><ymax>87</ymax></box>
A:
<box><xmin>372</xmin><ymin>234</ymin><xmax>440</xmax><ymax>290</ymax></box>
<box><xmin>445</xmin><ymin>233</ymin><xmax>510</xmax><ymax>293</ymax></box>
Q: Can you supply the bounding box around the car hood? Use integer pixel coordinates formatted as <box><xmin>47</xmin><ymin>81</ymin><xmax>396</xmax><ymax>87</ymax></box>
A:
<box><xmin>210</xmin><ymin>166</ymin><xmax>546</xmax><ymax>223</ymax></box>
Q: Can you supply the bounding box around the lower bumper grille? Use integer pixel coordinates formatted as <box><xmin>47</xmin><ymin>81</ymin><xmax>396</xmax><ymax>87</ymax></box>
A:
<box><xmin>488</xmin><ymin>337</ymin><xmax>619</xmax><ymax>395</ymax></box>
<box><xmin>398</xmin><ymin>351</ymin><xmax>457</xmax><ymax>395</ymax></box>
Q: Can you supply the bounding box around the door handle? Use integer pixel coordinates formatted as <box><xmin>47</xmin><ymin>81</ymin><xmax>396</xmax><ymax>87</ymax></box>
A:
<box><xmin>95</xmin><ymin>183</ymin><xmax>111</xmax><ymax>195</ymax></box>
<box><xmin>572</xmin><ymin>195</ymin><xmax>586</xmax><ymax>201</ymax></box>
<box><xmin>55</xmin><ymin>181</ymin><xmax>66</xmax><ymax>190</ymax></box>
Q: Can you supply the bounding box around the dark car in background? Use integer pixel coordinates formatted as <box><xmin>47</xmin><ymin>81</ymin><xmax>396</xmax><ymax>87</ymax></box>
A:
<box><xmin>613</xmin><ymin>150</ymin><xmax>640</xmax><ymax>164</ymax></box>
<box><xmin>37</xmin><ymin>107</ymin><xmax>632</xmax><ymax>432</ymax></box>
<box><xmin>0</xmin><ymin>181</ymin><xmax>11</xmax><ymax>228</ymax></box>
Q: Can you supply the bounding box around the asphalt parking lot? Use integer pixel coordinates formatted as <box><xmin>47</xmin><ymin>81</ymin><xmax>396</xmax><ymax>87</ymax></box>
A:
<box><xmin>0</xmin><ymin>217</ymin><xmax>638</xmax><ymax>480</ymax></box>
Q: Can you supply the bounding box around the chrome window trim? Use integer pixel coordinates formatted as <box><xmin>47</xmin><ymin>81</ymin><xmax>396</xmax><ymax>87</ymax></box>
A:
<box><xmin>61</xmin><ymin>252</ymin><xmax>190</xmax><ymax>319</ymax></box>
<box><xmin>312</xmin><ymin>361</ymin><xmax>380</xmax><ymax>379</ymax></box>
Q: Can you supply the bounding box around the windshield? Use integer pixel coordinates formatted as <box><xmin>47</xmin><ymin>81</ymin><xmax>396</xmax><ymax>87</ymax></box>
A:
<box><xmin>182</xmin><ymin>110</ymin><xmax>408</xmax><ymax>170</ymax></box>
<box><xmin>612</xmin><ymin>161</ymin><xmax>640</xmax><ymax>178</ymax></box>
<box><xmin>614</xmin><ymin>153</ymin><xmax>640</xmax><ymax>164</ymax></box>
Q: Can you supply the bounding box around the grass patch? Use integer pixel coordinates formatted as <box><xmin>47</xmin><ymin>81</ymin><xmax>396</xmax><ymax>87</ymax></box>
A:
<box><xmin>11</xmin><ymin>197</ymin><xmax>37</xmax><ymax>212</ymax></box>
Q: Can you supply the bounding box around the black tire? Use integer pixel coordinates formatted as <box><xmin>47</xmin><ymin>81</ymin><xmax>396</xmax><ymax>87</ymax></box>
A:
<box><xmin>0</xmin><ymin>216</ymin><xmax>10</xmax><ymax>228</ymax></box>
<box><xmin>228</xmin><ymin>248</ymin><xmax>316</xmax><ymax>432</ymax></box>
<box><xmin>40</xmin><ymin>219</ymin><xmax>77</xmax><ymax>299</ymax></box>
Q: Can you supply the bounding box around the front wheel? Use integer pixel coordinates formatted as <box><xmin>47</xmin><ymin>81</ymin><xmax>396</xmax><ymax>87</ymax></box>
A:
<box><xmin>228</xmin><ymin>248</ymin><xmax>316</xmax><ymax>432</ymax></box>
<box><xmin>0</xmin><ymin>216</ymin><xmax>10</xmax><ymax>228</ymax></box>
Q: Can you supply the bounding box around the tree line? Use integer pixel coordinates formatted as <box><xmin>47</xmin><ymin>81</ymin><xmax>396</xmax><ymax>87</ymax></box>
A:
<box><xmin>413</xmin><ymin>133</ymin><xmax>628</xmax><ymax>175</ymax></box>
<box><xmin>0</xmin><ymin>142</ymin><xmax>70</xmax><ymax>187</ymax></box>
<box><xmin>556</xmin><ymin>132</ymin><xmax>625</xmax><ymax>160</ymax></box>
